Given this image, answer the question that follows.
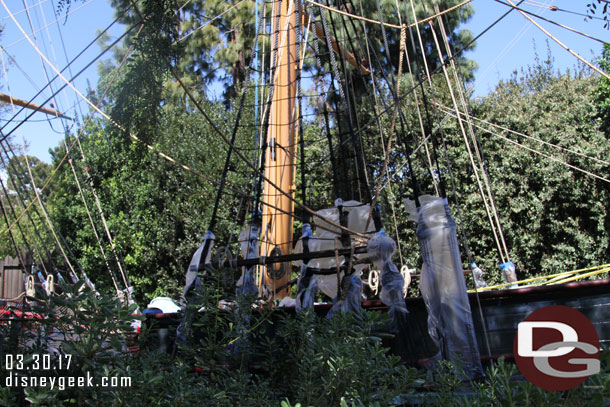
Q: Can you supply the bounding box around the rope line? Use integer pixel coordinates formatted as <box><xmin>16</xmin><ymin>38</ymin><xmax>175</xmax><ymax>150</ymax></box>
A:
<box><xmin>428</xmin><ymin>9</ymin><xmax>507</xmax><ymax>265</ymax></box>
<box><xmin>493</xmin><ymin>0</ymin><xmax>608</xmax><ymax>45</ymax></box>
<box><xmin>304</xmin><ymin>0</ymin><xmax>472</xmax><ymax>30</ymax></box>
<box><xmin>438</xmin><ymin>106</ymin><xmax>610</xmax><ymax>184</ymax></box>
<box><xmin>468</xmin><ymin>264</ymin><xmax>610</xmax><ymax>292</ymax></box>
<box><xmin>503</xmin><ymin>0</ymin><xmax>610</xmax><ymax>80</ymax></box>
<box><xmin>435</xmin><ymin>9</ymin><xmax>512</xmax><ymax>263</ymax></box>
<box><xmin>435</xmin><ymin>103</ymin><xmax>610</xmax><ymax>167</ymax></box>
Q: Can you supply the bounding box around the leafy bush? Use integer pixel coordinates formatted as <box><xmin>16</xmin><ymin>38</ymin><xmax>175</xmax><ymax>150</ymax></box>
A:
<box><xmin>2</xmin><ymin>283</ymin><xmax>610</xmax><ymax>407</ymax></box>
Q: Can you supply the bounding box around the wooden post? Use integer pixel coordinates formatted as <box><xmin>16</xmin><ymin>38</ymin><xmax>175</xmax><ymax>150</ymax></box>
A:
<box><xmin>260</xmin><ymin>0</ymin><xmax>299</xmax><ymax>300</ymax></box>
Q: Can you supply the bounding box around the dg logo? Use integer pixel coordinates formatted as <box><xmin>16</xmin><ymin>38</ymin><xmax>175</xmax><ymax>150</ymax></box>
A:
<box><xmin>514</xmin><ymin>305</ymin><xmax>600</xmax><ymax>391</ymax></box>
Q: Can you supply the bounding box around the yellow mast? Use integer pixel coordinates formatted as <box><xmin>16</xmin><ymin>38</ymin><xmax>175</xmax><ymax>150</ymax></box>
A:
<box><xmin>258</xmin><ymin>1</ymin><xmax>369</xmax><ymax>300</ymax></box>
<box><xmin>260</xmin><ymin>0</ymin><xmax>298</xmax><ymax>300</ymax></box>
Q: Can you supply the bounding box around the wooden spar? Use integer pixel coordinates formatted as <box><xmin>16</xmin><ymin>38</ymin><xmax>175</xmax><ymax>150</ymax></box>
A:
<box><xmin>260</xmin><ymin>0</ymin><xmax>299</xmax><ymax>300</ymax></box>
<box><xmin>0</xmin><ymin>92</ymin><xmax>72</xmax><ymax>120</ymax></box>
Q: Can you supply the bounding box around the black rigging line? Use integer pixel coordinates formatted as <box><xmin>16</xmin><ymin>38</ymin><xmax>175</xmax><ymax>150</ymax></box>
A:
<box><xmin>0</xmin><ymin>182</ymin><xmax>28</xmax><ymax>269</ymax></box>
<box><xmin>321</xmin><ymin>1</ymin><xmax>372</xmax><ymax>202</ymax></box>
<box><xmin>0</xmin><ymin>6</ymin><xmax>135</xmax><ymax>143</ymax></box>
<box><xmin>493</xmin><ymin>0</ymin><xmax>609</xmax><ymax>45</ymax></box>
<box><xmin>296</xmin><ymin>0</ymin><xmax>309</xmax><ymax>222</ymax></box>
<box><xmin>2</xmin><ymin>139</ymin><xmax>85</xmax><ymax>277</ymax></box>
<box><xmin>319</xmin><ymin>0</ymin><xmax>532</xmax><ymax>173</ymax></box>
<box><xmin>0</xmin><ymin>175</ymin><xmax>34</xmax><ymax>260</ymax></box>
<box><xmin>311</xmin><ymin>22</ymin><xmax>344</xmax><ymax>199</ymax></box>
<box><xmin>413</xmin><ymin>0</ymin><xmax>447</xmax><ymax>197</ymax></box>
<box><xmin>0</xmin><ymin>140</ymin><xmax>62</xmax><ymax>274</ymax></box>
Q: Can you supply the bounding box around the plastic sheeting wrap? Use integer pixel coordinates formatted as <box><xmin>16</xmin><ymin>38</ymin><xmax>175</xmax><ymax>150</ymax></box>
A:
<box><xmin>326</xmin><ymin>272</ymin><xmax>363</xmax><ymax>317</ymax></box>
<box><xmin>236</xmin><ymin>224</ymin><xmax>260</xmax><ymax>296</ymax></box>
<box><xmin>404</xmin><ymin>195</ymin><xmax>483</xmax><ymax>378</ymax></box>
<box><xmin>294</xmin><ymin>200</ymin><xmax>374</xmax><ymax>299</ymax></box>
<box><xmin>471</xmin><ymin>262</ymin><xmax>489</xmax><ymax>289</ymax></box>
<box><xmin>367</xmin><ymin>231</ymin><xmax>407</xmax><ymax>329</ymax></box>
<box><xmin>499</xmin><ymin>261</ymin><xmax>518</xmax><ymax>288</ymax></box>
<box><xmin>180</xmin><ymin>231</ymin><xmax>215</xmax><ymax>307</ymax></box>
<box><xmin>295</xmin><ymin>224</ymin><xmax>318</xmax><ymax>312</ymax></box>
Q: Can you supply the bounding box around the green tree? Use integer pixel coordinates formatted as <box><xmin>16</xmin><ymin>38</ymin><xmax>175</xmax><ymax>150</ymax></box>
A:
<box><xmin>595</xmin><ymin>43</ymin><xmax>610</xmax><ymax>132</ymax></box>
<box><xmin>452</xmin><ymin>57</ymin><xmax>610</xmax><ymax>280</ymax></box>
<box><xmin>3</xmin><ymin>155</ymin><xmax>52</xmax><ymax>198</ymax></box>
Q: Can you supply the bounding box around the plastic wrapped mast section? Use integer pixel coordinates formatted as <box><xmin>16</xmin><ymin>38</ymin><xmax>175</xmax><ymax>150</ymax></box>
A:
<box><xmin>367</xmin><ymin>231</ymin><xmax>408</xmax><ymax>331</ymax></box>
<box><xmin>180</xmin><ymin>231</ymin><xmax>215</xmax><ymax>307</ymax></box>
<box><xmin>404</xmin><ymin>195</ymin><xmax>483</xmax><ymax>379</ymax></box>
<box><xmin>295</xmin><ymin>224</ymin><xmax>318</xmax><ymax>312</ymax></box>
<box><xmin>236</xmin><ymin>223</ymin><xmax>260</xmax><ymax>297</ymax></box>
<box><xmin>294</xmin><ymin>200</ymin><xmax>375</xmax><ymax>299</ymax></box>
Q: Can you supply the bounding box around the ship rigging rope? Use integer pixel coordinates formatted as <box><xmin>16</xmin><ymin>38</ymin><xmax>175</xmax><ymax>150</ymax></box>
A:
<box><xmin>428</xmin><ymin>12</ymin><xmax>508</xmax><ymax>265</ymax></box>
<box><xmin>0</xmin><ymin>0</ymin><xmax>48</xmax><ymax>22</ymax></box>
<box><xmin>21</xmin><ymin>149</ymin><xmax>79</xmax><ymax>280</ymax></box>
<box><xmin>305</xmin><ymin>0</ymin><xmax>472</xmax><ymax>30</ymax></box>
<box><xmin>3</xmin><ymin>140</ymin><xmax>83</xmax><ymax>278</ymax></box>
<box><xmin>406</xmin><ymin>0</ymin><xmax>443</xmax><ymax>195</ymax></box>
<box><xmin>3</xmin><ymin>0</ymin><xmax>94</xmax><ymax>49</ymax></box>
<box><xmin>434</xmin><ymin>103</ymin><xmax>610</xmax><ymax>168</ymax></box>
<box><xmin>0</xmin><ymin>5</ymin><xmax>133</xmax><ymax>141</ymax></box>
<box><xmin>3</xmin><ymin>0</ymin><xmax>370</xmax><ymax>245</ymax></box>
<box><xmin>356</xmin><ymin>0</ymin><xmax>403</xmax><ymax>266</ymax></box>
<box><xmin>0</xmin><ymin>142</ymin><xmax>62</xmax><ymax>275</ymax></box>
<box><xmin>430</xmin><ymin>5</ymin><xmax>495</xmax><ymax>358</ymax></box>
<box><xmin>64</xmin><ymin>154</ymin><xmax>120</xmax><ymax>293</ymax></box>
<box><xmin>503</xmin><ymin>0</ymin><xmax>610</xmax><ymax>80</ymax></box>
<box><xmin>468</xmin><ymin>264</ymin><xmax>610</xmax><ymax>292</ymax></box>
<box><xmin>493</xmin><ymin>0</ymin><xmax>608</xmax><ymax>45</ymax></box>
<box><xmin>0</xmin><ymin>177</ymin><xmax>41</xmax><ymax>272</ymax></box>
<box><xmin>435</xmin><ymin>8</ymin><xmax>512</xmax><ymax>264</ymax></box>
<box><xmin>362</xmin><ymin>0</ymin><xmax>415</xmax><ymax>254</ymax></box>
<box><xmin>176</xmin><ymin>0</ymin><xmax>247</xmax><ymax>43</ymax></box>
<box><xmin>21</xmin><ymin>0</ymin><xmax>71</xmax><ymax>136</ymax></box>
<box><xmin>0</xmin><ymin>162</ymin><xmax>50</xmax><ymax>277</ymax></box>
<box><xmin>291</xmin><ymin>0</ymin><xmax>528</xmax><ymax>171</ymax></box>
<box><xmin>319</xmin><ymin>1</ymin><xmax>371</xmax><ymax>202</ymax></box>
<box><xmin>0</xmin><ymin>182</ymin><xmax>28</xmax><ymax>270</ymax></box>
<box><xmin>0</xmin><ymin>20</ymin><xmax>145</xmax><ymax>239</ymax></box>
<box><xmin>1</xmin><ymin>45</ymin><xmax>54</xmax><ymax>107</ymax></box>
<box><xmin>523</xmin><ymin>0</ymin><xmax>609</xmax><ymax>23</ymax></box>
<box><xmin>437</xmin><ymin>106</ymin><xmax>610</xmax><ymax>184</ymax></box>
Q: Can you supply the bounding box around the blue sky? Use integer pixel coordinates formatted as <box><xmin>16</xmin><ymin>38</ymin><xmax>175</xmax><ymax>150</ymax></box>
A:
<box><xmin>0</xmin><ymin>0</ymin><xmax>607</xmax><ymax>163</ymax></box>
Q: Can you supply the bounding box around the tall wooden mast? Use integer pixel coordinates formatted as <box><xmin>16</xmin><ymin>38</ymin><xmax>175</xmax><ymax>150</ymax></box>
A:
<box><xmin>260</xmin><ymin>0</ymin><xmax>299</xmax><ymax>299</ymax></box>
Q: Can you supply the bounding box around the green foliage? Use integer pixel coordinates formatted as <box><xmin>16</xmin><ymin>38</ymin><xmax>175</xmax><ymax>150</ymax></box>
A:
<box><xmin>595</xmin><ymin>44</ymin><xmax>610</xmax><ymax>133</ymax></box>
<box><xmin>2</xmin><ymin>282</ymin><xmax>610</xmax><ymax>406</ymax></box>
<box><xmin>458</xmin><ymin>55</ymin><xmax>610</xmax><ymax>280</ymax></box>
<box><xmin>271</xmin><ymin>311</ymin><xmax>419</xmax><ymax>406</ymax></box>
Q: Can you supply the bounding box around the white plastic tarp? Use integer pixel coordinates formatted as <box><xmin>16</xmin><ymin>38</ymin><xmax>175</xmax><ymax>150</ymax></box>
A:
<box><xmin>367</xmin><ymin>231</ymin><xmax>407</xmax><ymax>327</ymax></box>
<box><xmin>294</xmin><ymin>200</ymin><xmax>374</xmax><ymax>299</ymax></box>
<box><xmin>236</xmin><ymin>224</ymin><xmax>260</xmax><ymax>296</ymax></box>
<box><xmin>295</xmin><ymin>224</ymin><xmax>318</xmax><ymax>312</ymax></box>
<box><xmin>404</xmin><ymin>195</ymin><xmax>483</xmax><ymax>378</ymax></box>
<box><xmin>180</xmin><ymin>231</ymin><xmax>214</xmax><ymax>306</ymax></box>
